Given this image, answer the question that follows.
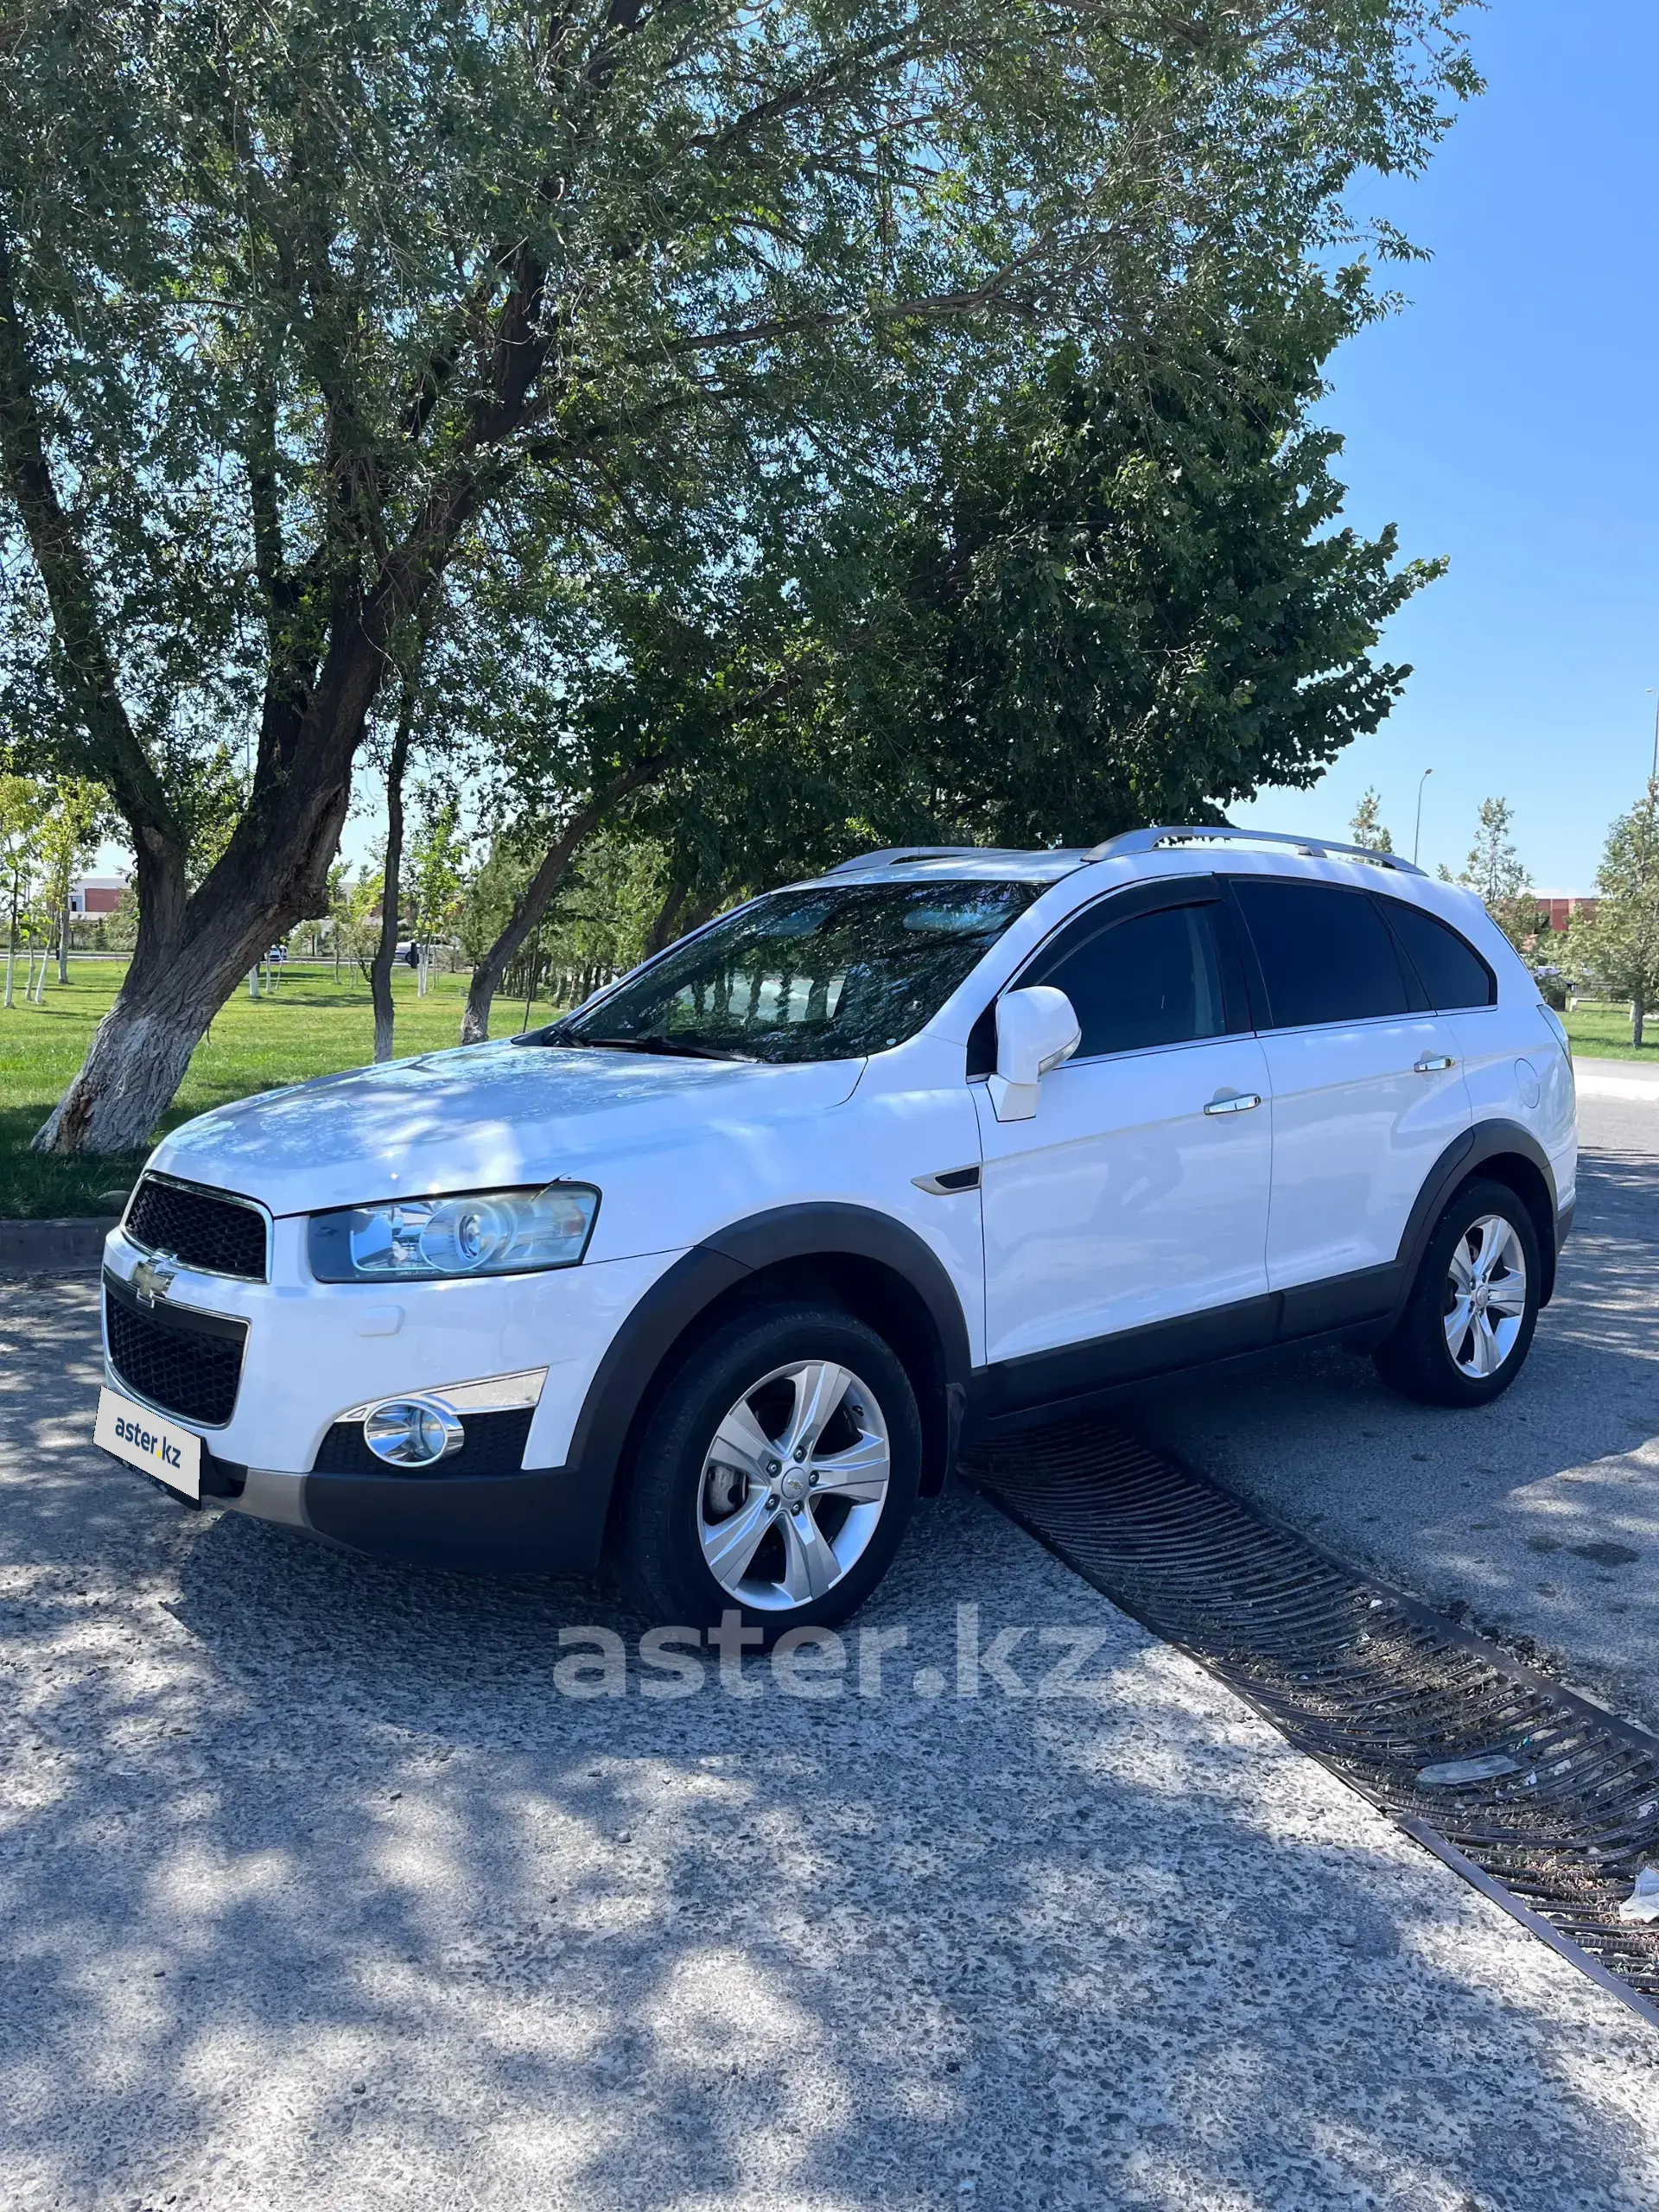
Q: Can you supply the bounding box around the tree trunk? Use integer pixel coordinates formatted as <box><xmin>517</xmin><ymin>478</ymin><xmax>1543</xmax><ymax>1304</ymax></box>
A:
<box><xmin>1635</xmin><ymin>996</ymin><xmax>1646</xmax><ymax>1049</ymax></box>
<box><xmin>3</xmin><ymin>868</ymin><xmax>16</xmax><ymax>1009</ymax></box>
<box><xmin>58</xmin><ymin>895</ymin><xmax>69</xmax><ymax>984</ymax></box>
<box><xmin>459</xmin><ymin>762</ymin><xmax>661</xmax><ymax>1046</ymax></box>
<box><xmin>31</xmin><ymin>741</ymin><xmax>366</xmax><ymax>1153</ymax></box>
<box><xmin>370</xmin><ymin>697</ymin><xmax>415</xmax><ymax>1065</ymax></box>
<box><xmin>643</xmin><ymin>874</ymin><xmax>691</xmax><ymax>959</ymax></box>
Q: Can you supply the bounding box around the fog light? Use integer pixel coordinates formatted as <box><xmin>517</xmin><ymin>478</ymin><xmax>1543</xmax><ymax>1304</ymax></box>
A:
<box><xmin>363</xmin><ymin>1396</ymin><xmax>464</xmax><ymax>1468</ymax></box>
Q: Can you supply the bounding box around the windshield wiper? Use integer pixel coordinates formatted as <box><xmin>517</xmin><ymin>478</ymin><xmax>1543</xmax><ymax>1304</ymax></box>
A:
<box><xmin>557</xmin><ymin>1032</ymin><xmax>754</xmax><ymax>1062</ymax></box>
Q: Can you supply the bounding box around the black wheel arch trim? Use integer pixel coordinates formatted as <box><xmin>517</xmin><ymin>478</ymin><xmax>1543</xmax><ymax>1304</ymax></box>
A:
<box><xmin>1389</xmin><ymin>1119</ymin><xmax>1562</xmax><ymax>1315</ymax></box>
<box><xmin>553</xmin><ymin>1204</ymin><xmax>975</xmax><ymax>1554</ymax></box>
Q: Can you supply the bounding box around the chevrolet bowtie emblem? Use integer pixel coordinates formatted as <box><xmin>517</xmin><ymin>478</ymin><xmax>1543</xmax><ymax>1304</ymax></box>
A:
<box><xmin>132</xmin><ymin>1257</ymin><xmax>176</xmax><ymax>1308</ymax></box>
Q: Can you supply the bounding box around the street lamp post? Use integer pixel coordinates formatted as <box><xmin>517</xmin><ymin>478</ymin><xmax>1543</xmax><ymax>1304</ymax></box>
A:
<box><xmin>1412</xmin><ymin>767</ymin><xmax>1433</xmax><ymax>867</ymax></box>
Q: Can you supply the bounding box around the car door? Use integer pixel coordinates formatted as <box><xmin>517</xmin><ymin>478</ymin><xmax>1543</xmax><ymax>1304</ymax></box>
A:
<box><xmin>1224</xmin><ymin>875</ymin><xmax>1472</xmax><ymax>1322</ymax></box>
<box><xmin>976</xmin><ymin>882</ymin><xmax>1274</xmax><ymax>1392</ymax></box>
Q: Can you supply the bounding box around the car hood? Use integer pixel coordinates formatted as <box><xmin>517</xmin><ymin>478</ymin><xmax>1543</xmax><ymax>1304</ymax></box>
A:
<box><xmin>148</xmin><ymin>1040</ymin><xmax>865</xmax><ymax>1224</ymax></box>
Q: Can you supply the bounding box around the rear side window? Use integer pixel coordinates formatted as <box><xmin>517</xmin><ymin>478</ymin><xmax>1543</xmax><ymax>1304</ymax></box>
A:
<box><xmin>1028</xmin><ymin>903</ymin><xmax>1230</xmax><ymax>1058</ymax></box>
<box><xmin>1379</xmin><ymin>898</ymin><xmax>1497</xmax><ymax>1009</ymax></box>
<box><xmin>1231</xmin><ymin>880</ymin><xmax>1409</xmax><ymax>1028</ymax></box>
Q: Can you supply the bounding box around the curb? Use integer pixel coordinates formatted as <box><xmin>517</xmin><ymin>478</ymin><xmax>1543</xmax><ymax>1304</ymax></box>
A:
<box><xmin>0</xmin><ymin>1217</ymin><xmax>119</xmax><ymax>1278</ymax></box>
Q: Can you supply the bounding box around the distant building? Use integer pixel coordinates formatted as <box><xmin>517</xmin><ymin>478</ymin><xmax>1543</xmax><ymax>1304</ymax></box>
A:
<box><xmin>68</xmin><ymin>876</ymin><xmax>127</xmax><ymax>917</ymax></box>
<box><xmin>1534</xmin><ymin>893</ymin><xmax>1598</xmax><ymax>934</ymax></box>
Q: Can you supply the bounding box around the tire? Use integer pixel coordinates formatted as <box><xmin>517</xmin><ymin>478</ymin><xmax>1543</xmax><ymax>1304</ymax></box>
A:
<box><xmin>1372</xmin><ymin>1177</ymin><xmax>1541</xmax><ymax>1408</ymax></box>
<box><xmin>613</xmin><ymin>1302</ymin><xmax>924</xmax><ymax>1637</ymax></box>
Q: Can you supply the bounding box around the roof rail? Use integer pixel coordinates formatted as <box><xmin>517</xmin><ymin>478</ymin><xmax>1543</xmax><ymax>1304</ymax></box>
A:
<box><xmin>823</xmin><ymin>845</ymin><xmax>984</xmax><ymax>873</ymax></box>
<box><xmin>1084</xmin><ymin>824</ymin><xmax>1426</xmax><ymax>877</ymax></box>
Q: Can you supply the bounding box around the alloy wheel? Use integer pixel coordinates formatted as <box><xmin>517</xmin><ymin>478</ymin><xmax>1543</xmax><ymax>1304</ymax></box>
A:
<box><xmin>1442</xmin><ymin>1212</ymin><xmax>1529</xmax><ymax>1380</ymax></box>
<box><xmin>696</xmin><ymin>1359</ymin><xmax>892</xmax><ymax>1611</ymax></box>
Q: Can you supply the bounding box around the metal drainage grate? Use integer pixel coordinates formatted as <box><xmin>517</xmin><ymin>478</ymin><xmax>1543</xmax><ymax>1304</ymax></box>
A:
<box><xmin>966</xmin><ymin>1421</ymin><xmax>1659</xmax><ymax>2027</ymax></box>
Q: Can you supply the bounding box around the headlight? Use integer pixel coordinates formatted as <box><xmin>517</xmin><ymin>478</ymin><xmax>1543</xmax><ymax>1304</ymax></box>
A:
<box><xmin>308</xmin><ymin>1183</ymin><xmax>599</xmax><ymax>1282</ymax></box>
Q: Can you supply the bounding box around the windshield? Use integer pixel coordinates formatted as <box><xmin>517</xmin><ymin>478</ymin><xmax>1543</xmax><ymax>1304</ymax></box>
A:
<box><xmin>549</xmin><ymin>880</ymin><xmax>1039</xmax><ymax>1064</ymax></box>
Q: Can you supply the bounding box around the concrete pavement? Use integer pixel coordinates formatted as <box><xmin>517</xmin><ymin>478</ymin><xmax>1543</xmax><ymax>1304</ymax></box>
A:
<box><xmin>1142</xmin><ymin>1066</ymin><xmax>1659</xmax><ymax>1732</ymax></box>
<box><xmin>4</xmin><ymin>1071</ymin><xmax>1659</xmax><ymax>2208</ymax></box>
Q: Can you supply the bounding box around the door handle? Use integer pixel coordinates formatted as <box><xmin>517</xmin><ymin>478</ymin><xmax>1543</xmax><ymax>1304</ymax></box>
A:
<box><xmin>1204</xmin><ymin>1090</ymin><xmax>1262</xmax><ymax>1115</ymax></box>
<box><xmin>1414</xmin><ymin>1055</ymin><xmax>1455</xmax><ymax>1074</ymax></box>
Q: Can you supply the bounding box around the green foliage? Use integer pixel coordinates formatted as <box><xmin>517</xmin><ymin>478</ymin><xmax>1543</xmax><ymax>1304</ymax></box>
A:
<box><xmin>1454</xmin><ymin>795</ymin><xmax>1541</xmax><ymax>952</ymax></box>
<box><xmin>35</xmin><ymin>779</ymin><xmax>103</xmax><ymax>911</ymax></box>
<box><xmin>1</xmin><ymin>0</ymin><xmax>1471</xmax><ymax>815</ymax></box>
<box><xmin>549</xmin><ymin>837</ymin><xmax>675</xmax><ymax>976</ymax></box>
<box><xmin>591</xmin><ymin>300</ymin><xmax>1445</xmax><ymax>889</ymax></box>
<box><xmin>1458</xmin><ymin>796</ymin><xmax>1529</xmax><ymax>905</ymax></box>
<box><xmin>1</xmin><ymin>0</ymin><xmax>1481</xmax><ymax>1132</ymax></box>
<box><xmin>1568</xmin><ymin>781</ymin><xmax>1659</xmax><ymax>1044</ymax></box>
<box><xmin>103</xmin><ymin>888</ymin><xmax>140</xmax><ymax>952</ymax></box>
<box><xmin>406</xmin><ymin>790</ymin><xmax>468</xmax><ymax>943</ymax></box>
<box><xmin>1350</xmin><ymin>788</ymin><xmax>1395</xmax><ymax>852</ymax></box>
<box><xmin>459</xmin><ymin>830</ymin><xmax>671</xmax><ymax>980</ymax></box>
<box><xmin>332</xmin><ymin>868</ymin><xmax>387</xmax><ymax>980</ymax></box>
<box><xmin>880</xmin><ymin>315</ymin><xmax>1442</xmax><ymax>844</ymax></box>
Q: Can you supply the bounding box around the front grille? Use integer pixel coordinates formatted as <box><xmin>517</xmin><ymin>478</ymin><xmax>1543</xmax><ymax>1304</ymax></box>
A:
<box><xmin>126</xmin><ymin>1174</ymin><xmax>267</xmax><ymax>1281</ymax></box>
<box><xmin>105</xmin><ymin>1274</ymin><xmax>247</xmax><ymax>1427</ymax></box>
<box><xmin>312</xmin><ymin>1406</ymin><xmax>535</xmax><ymax>1478</ymax></box>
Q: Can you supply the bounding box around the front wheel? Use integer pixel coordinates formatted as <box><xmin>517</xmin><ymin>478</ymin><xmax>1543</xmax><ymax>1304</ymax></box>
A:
<box><xmin>614</xmin><ymin>1303</ymin><xmax>923</xmax><ymax>1636</ymax></box>
<box><xmin>1373</xmin><ymin>1178</ymin><xmax>1541</xmax><ymax>1407</ymax></box>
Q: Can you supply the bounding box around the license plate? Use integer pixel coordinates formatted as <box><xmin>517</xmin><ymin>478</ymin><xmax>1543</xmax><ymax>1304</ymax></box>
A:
<box><xmin>95</xmin><ymin>1386</ymin><xmax>201</xmax><ymax>1503</ymax></box>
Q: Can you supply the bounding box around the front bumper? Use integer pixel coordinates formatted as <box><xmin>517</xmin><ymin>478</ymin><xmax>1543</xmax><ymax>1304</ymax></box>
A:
<box><xmin>226</xmin><ymin>1460</ymin><xmax>613</xmax><ymax>1575</ymax></box>
<box><xmin>99</xmin><ymin>1224</ymin><xmax>684</xmax><ymax>1573</ymax></box>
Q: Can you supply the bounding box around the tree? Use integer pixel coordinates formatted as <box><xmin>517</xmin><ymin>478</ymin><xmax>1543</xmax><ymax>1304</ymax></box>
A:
<box><xmin>0</xmin><ymin>772</ymin><xmax>46</xmax><ymax>1009</ymax></box>
<box><xmin>1570</xmin><ymin>781</ymin><xmax>1659</xmax><ymax>1047</ymax></box>
<box><xmin>1459</xmin><ymin>796</ymin><xmax>1527</xmax><ymax>903</ymax></box>
<box><xmin>35</xmin><ymin>776</ymin><xmax>104</xmax><ymax>986</ymax></box>
<box><xmin>3</xmin><ymin>0</ymin><xmax>1478</xmax><ymax>1151</ymax></box>
<box><xmin>334</xmin><ymin>869</ymin><xmax>387</xmax><ymax>987</ymax></box>
<box><xmin>841</xmin><ymin>309</ymin><xmax>1442</xmax><ymax>846</ymax></box>
<box><xmin>456</xmin><ymin>290</ymin><xmax>1448</xmax><ymax>1038</ymax></box>
<box><xmin>406</xmin><ymin>789</ymin><xmax>468</xmax><ymax>996</ymax></box>
<box><xmin>1351</xmin><ymin>788</ymin><xmax>1394</xmax><ymax>852</ymax></box>
<box><xmin>1455</xmin><ymin>796</ymin><xmax>1541</xmax><ymax>950</ymax></box>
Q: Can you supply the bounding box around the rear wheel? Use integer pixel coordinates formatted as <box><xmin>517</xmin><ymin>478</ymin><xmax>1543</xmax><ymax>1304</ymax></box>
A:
<box><xmin>1373</xmin><ymin>1178</ymin><xmax>1541</xmax><ymax>1407</ymax></box>
<box><xmin>615</xmin><ymin>1303</ymin><xmax>923</xmax><ymax>1637</ymax></box>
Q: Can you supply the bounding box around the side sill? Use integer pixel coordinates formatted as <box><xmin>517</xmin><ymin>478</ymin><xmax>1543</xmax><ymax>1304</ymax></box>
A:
<box><xmin>969</xmin><ymin>1265</ymin><xmax>1402</xmax><ymax>1433</ymax></box>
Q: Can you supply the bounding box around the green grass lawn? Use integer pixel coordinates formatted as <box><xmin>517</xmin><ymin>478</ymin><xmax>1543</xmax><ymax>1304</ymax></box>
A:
<box><xmin>1562</xmin><ymin>1000</ymin><xmax>1659</xmax><ymax>1065</ymax></box>
<box><xmin>0</xmin><ymin>959</ymin><xmax>565</xmax><ymax>1218</ymax></box>
<box><xmin>4</xmin><ymin>962</ymin><xmax>1652</xmax><ymax>1221</ymax></box>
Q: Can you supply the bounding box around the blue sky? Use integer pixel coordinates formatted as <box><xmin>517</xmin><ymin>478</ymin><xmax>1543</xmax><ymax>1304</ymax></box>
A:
<box><xmin>1235</xmin><ymin>0</ymin><xmax>1659</xmax><ymax>890</ymax></box>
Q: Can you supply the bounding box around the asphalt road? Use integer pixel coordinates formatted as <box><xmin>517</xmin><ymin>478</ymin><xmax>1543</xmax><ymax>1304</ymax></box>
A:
<box><xmin>4</xmin><ymin>1073</ymin><xmax>1659</xmax><ymax>2210</ymax></box>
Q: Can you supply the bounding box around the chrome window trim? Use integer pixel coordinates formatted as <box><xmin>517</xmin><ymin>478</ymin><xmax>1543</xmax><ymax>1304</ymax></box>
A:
<box><xmin>123</xmin><ymin>1170</ymin><xmax>274</xmax><ymax>1284</ymax></box>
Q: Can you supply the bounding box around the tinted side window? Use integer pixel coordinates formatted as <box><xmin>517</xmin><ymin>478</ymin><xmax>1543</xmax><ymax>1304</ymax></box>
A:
<box><xmin>1033</xmin><ymin>904</ymin><xmax>1229</xmax><ymax>1058</ymax></box>
<box><xmin>1379</xmin><ymin>898</ymin><xmax>1496</xmax><ymax>1009</ymax></box>
<box><xmin>1231</xmin><ymin>880</ymin><xmax>1408</xmax><ymax>1028</ymax></box>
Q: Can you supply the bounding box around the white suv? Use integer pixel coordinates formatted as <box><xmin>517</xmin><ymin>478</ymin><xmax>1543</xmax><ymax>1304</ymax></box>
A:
<box><xmin>96</xmin><ymin>826</ymin><xmax>1577</xmax><ymax>1636</ymax></box>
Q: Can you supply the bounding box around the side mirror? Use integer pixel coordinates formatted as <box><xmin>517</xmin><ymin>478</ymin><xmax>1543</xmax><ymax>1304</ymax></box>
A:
<box><xmin>988</xmin><ymin>986</ymin><xmax>1082</xmax><ymax>1122</ymax></box>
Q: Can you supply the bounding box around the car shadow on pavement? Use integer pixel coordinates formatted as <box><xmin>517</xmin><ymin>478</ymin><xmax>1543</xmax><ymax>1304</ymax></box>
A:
<box><xmin>3</xmin><ymin>1287</ymin><xmax>1658</xmax><ymax>2212</ymax></box>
